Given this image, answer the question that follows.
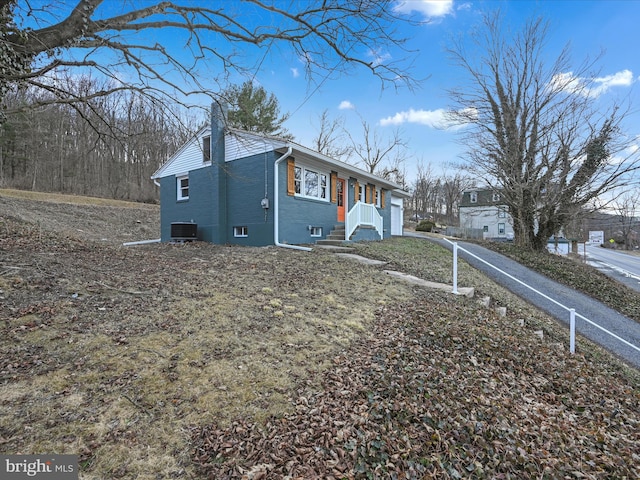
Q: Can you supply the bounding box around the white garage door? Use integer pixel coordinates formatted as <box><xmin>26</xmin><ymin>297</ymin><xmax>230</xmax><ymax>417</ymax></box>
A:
<box><xmin>391</xmin><ymin>203</ymin><xmax>403</xmax><ymax>236</ymax></box>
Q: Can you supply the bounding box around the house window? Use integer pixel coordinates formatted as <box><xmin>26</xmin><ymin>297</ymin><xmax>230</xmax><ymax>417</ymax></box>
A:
<box><xmin>498</xmin><ymin>208</ymin><xmax>506</xmax><ymax>218</ymax></box>
<box><xmin>375</xmin><ymin>188</ymin><xmax>380</xmax><ymax>207</ymax></box>
<box><xmin>177</xmin><ymin>175</ymin><xmax>189</xmax><ymax>201</ymax></box>
<box><xmin>203</xmin><ymin>136</ymin><xmax>211</xmax><ymax>163</ymax></box>
<box><xmin>233</xmin><ymin>226</ymin><xmax>248</xmax><ymax>237</ymax></box>
<box><xmin>470</xmin><ymin>192</ymin><xmax>478</xmax><ymax>203</ymax></box>
<box><xmin>498</xmin><ymin>223</ymin><xmax>505</xmax><ymax>235</ymax></box>
<box><xmin>310</xmin><ymin>226</ymin><xmax>322</xmax><ymax>237</ymax></box>
<box><xmin>294</xmin><ymin>165</ymin><xmax>328</xmax><ymax>201</ymax></box>
<box><xmin>359</xmin><ymin>183</ymin><xmax>366</xmax><ymax>203</ymax></box>
<box><xmin>483</xmin><ymin>225</ymin><xmax>488</xmax><ymax>232</ymax></box>
<box><xmin>492</xmin><ymin>192</ymin><xmax>501</xmax><ymax>202</ymax></box>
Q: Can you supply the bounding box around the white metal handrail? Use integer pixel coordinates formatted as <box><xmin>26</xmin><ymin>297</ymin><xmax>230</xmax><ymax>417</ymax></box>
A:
<box><xmin>444</xmin><ymin>238</ymin><xmax>640</xmax><ymax>356</ymax></box>
<box><xmin>346</xmin><ymin>201</ymin><xmax>383</xmax><ymax>240</ymax></box>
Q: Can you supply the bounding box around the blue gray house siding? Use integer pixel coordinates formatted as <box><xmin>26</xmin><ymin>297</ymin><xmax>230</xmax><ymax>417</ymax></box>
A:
<box><xmin>160</xmin><ymin>153</ymin><xmax>280</xmax><ymax>246</ymax></box>
<box><xmin>225</xmin><ymin>152</ymin><xmax>276</xmax><ymax>246</ymax></box>
<box><xmin>159</xmin><ymin>166</ymin><xmax>217</xmax><ymax>242</ymax></box>
<box><xmin>277</xmin><ymin>157</ymin><xmax>338</xmax><ymax>245</ymax></box>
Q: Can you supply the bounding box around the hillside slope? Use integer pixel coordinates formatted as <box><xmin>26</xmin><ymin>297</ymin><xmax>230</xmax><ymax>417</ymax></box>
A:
<box><xmin>0</xmin><ymin>190</ymin><xmax>638</xmax><ymax>479</ymax></box>
<box><xmin>1</xmin><ymin>189</ymin><xmax>159</xmax><ymax>245</ymax></box>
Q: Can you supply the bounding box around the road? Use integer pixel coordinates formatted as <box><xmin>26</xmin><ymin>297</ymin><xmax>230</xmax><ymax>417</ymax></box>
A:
<box><xmin>405</xmin><ymin>233</ymin><xmax>640</xmax><ymax>369</ymax></box>
<box><xmin>585</xmin><ymin>245</ymin><xmax>640</xmax><ymax>292</ymax></box>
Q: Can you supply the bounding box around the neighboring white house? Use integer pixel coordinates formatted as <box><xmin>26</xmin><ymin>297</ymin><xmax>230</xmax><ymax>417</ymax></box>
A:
<box><xmin>459</xmin><ymin>188</ymin><xmax>514</xmax><ymax>240</ymax></box>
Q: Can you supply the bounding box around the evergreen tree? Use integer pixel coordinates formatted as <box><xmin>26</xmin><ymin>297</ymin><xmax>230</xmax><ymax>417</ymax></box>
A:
<box><xmin>224</xmin><ymin>81</ymin><xmax>293</xmax><ymax>140</ymax></box>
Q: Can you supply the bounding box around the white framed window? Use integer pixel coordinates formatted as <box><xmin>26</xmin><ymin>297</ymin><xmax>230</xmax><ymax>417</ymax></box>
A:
<box><xmin>233</xmin><ymin>226</ymin><xmax>248</xmax><ymax>237</ymax></box>
<box><xmin>498</xmin><ymin>223</ymin><xmax>505</xmax><ymax>235</ymax></box>
<box><xmin>375</xmin><ymin>188</ymin><xmax>380</xmax><ymax>207</ymax></box>
<box><xmin>310</xmin><ymin>226</ymin><xmax>322</xmax><ymax>237</ymax></box>
<box><xmin>470</xmin><ymin>192</ymin><xmax>478</xmax><ymax>203</ymax></box>
<box><xmin>492</xmin><ymin>192</ymin><xmax>501</xmax><ymax>202</ymax></box>
<box><xmin>359</xmin><ymin>183</ymin><xmax>366</xmax><ymax>203</ymax></box>
<box><xmin>294</xmin><ymin>165</ymin><xmax>328</xmax><ymax>201</ymax></box>
<box><xmin>177</xmin><ymin>175</ymin><xmax>189</xmax><ymax>201</ymax></box>
<box><xmin>498</xmin><ymin>208</ymin><xmax>506</xmax><ymax>218</ymax></box>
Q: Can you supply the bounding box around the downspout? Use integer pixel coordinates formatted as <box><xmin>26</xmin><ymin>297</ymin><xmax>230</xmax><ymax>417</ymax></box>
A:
<box><xmin>274</xmin><ymin>147</ymin><xmax>312</xmax><ymax>252</ymax></box>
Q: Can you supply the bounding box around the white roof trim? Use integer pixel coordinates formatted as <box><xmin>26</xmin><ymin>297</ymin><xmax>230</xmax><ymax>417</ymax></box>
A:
<box><xmin>152</xmin><ymin>126</ymin><xmax>410</xmax><ymax>193</ymax></box>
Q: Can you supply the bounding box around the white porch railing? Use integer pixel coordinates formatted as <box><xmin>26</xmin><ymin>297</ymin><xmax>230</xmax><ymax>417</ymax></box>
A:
<box><xmin>346</xmin><ymin>201</ymin><xmax>383</xmax><ymax>240</ymax></box>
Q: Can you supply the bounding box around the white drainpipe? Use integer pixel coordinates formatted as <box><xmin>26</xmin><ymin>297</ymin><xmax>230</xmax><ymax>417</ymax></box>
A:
<box><xmin>274</xmin><ymin>147</ymin><xmax>312</xmax><ymax>252</ymax></box>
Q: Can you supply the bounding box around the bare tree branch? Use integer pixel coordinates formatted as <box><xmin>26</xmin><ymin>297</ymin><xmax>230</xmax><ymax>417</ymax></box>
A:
<box><xmin>2</xmin><ymin>0</ymin><xmax>420</xmax><ymax>126</ymax></box>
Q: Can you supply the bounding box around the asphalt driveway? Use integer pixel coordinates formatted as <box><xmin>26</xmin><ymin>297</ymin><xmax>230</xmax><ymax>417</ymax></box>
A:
<box><xmin>407</xmin><ymin>233</ymin><xmax>640</xmax><ymax>370</ymax></box>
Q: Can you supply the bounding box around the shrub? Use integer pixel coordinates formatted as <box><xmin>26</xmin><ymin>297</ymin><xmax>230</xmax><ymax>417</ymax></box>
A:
<box><xmin>415</xmin><ymin>220</ymin><xmax>435</xmax><ymax>232</ymax></box>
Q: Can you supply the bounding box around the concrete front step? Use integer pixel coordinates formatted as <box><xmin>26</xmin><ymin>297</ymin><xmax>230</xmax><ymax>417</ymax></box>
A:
<box><xmin>316</xmin><ymin>239</ymin><xmax>346</xmax><ymax>246</ymax></box>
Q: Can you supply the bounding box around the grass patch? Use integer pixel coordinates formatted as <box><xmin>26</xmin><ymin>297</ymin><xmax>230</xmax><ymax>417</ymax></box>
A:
<box><xmin>1</xmin><ymin>195</ymin><xmax>638</xmax><ymax>478</ymax></box>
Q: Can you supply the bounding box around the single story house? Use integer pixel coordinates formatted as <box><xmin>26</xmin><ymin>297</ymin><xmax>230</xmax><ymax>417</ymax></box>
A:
<box><xmin>459</xmin><ymin>188</ymin><xmax>514</xmax><ymax>240</ymax></box>
<box><xmin>151</xmin><ymin>107</ymin><xmax>409</xmax><ymax>248</ymax></box>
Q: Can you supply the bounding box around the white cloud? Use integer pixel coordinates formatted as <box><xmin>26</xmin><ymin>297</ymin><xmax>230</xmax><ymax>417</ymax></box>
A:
<box><xmin>394</xmin><ymin>0</ymin><xmax>454</xmax><ymax>18</ymax></box>
<box><xmin>379</xmin><ymin>107</ymin><xmax>470</xmax><ymax>130</ymax></box>
<box><xmin>290</xmin><ymin>67</ymin><xmax>299</xmax><ymax>78</ymax></box>
<box><xmin>368</xmin><ymin>48</ymin><xmax>392</xmax><ymax>67</ymax></box>
<box><xmin>551</xmin><ymin>69</ymin><xmax>634</xmax><ymax>98</ymax></box>
<box><xmin>339</xmin><ymin>100</ymin><xmax>355</xmax><ymax>110</ymax></box>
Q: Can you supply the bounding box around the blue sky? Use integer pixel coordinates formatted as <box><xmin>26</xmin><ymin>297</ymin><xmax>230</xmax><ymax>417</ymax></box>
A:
<box><xmin>22</xmin><ymin>0</ymin><xmax>640</xmax><ymax>188</ymax></box>
<box><xmin>237</xmin><ymin>0</ymin><xmax>640</xmax><ymax>187</ymax></box>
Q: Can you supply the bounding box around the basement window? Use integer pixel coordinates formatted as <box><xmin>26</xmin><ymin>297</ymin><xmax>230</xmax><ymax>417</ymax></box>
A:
<box><xmin>234</xmin><ymin>226</ymin><xmax>248</xmax><ymax>238</ymax></box>
<box><xmin>310</xmin><ymin>226</ymin><xmax>322</xmax><ymax>237</ymax></box>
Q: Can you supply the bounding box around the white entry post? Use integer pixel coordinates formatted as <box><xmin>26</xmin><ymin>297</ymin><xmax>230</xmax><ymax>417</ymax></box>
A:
<box><xmin>452</xmin><ymin>242</ymin><xmax>458</xmax><ymax>295</ymax></box>
<box><xmin>570</xmin><ymin>308</ymin><xmax>576</xmax><ymax>354</ymax></box>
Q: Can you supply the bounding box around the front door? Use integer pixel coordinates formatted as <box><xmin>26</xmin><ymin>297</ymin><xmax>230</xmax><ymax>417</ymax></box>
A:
<box><xmin>337</xmin><ymin>178</ymin><xmax>346</xmax><ymax>222</ymax></box>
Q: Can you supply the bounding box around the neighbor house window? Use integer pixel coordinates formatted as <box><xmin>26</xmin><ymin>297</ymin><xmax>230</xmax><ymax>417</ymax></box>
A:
<box><xmin>483</xmin><ymin>225</ymin><xmax>488</xmax><ymax>232</ymax></box>
<box><xmin>294</xmin><ymin>165</ymin><xmax>328</xmax><ymax>200</ymax></box>
<box><xmin>492</xmin><ymin>192</ymin><xmax>501</xmax><ymax>202</ymax></box>
<box><xmin>177</xmin><ymin>175</ymin><xmax>189</xmax><ymax>201</ymax></box>
<box><xmin>498</xmin><ymin>223</ymin><xmax>505</xmax><ymax>235</ymax></box>
<box><xmin>310</xmin><ymin>226</ymin><xmax>322</xmax><ymax>237</ymax></box>
<box><xmin>498</xmin><ymin>208</ymin><xmax>506</xmax><ymax>218</ymax></box>
<box><xmin>233</xmin><ymin>226</ymin><xmax>248</xmax><ymax>237</ymax></box>
<box><xmin>470</xmin><ymin>192</ymin><xmax>478</xmax><ymax>203</ymax></box>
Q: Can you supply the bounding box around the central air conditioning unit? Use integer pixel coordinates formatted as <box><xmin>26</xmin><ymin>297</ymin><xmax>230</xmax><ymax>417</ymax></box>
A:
<box><xmin>171</xmin><ymin>222</ymin><xmax>197</xmax><ymax>241</ymax></box>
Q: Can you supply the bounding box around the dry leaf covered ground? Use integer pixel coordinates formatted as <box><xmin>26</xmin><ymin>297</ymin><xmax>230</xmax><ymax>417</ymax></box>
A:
<box><xmin>1</xmin><ymin>189</ymin><xmax>638</xmax><ymax>479</ymax></box>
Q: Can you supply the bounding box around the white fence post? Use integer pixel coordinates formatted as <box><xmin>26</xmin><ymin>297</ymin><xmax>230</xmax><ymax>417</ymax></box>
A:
<box><xmin>570</xmin><ymin>308</ymin><xmax>576</xmax><ymax>354</ymax></box>
<box><xmin>452</xmin><ymin>242</ymin><xmax>458</xmax><ymax>295</ymax></box>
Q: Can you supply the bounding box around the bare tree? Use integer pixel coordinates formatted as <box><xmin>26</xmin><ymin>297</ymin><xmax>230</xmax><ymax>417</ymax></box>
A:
<box><xmin>347</xmin><ymin>118</ymin><xmax>408</xmax><ymax>175</ymax></box>
<box><xmin>411</xmin><ymin>161</ymin><xmax>438</xmax><ymax>221</ymax></box>
<box><xmin>441</xmin><ymin>171</ymin><xmax>472</xmax><ymax>224</ymax></box>
<box><xmin>447</xmin><ymin>12</ymin><xmax>640</xmax><ymax>251</ymax></box>
<box><xmin>614</xmin><ymin>191</ymin><xmax>640</xmax><ymax>250</ymax></box>
<box><xmin>0</xmin><ymin>74</ymin><xmax>194</xmax><ymax>200</ymax></box>
<box><xmin>312</xmin><ymin>109</ymin><xmax>352</xmax><ymax>160</ymax></box>
<box><xmin>1</xmin><ymin>0</ymin><xmax>418</xmax><ymax>128</ymax></box>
